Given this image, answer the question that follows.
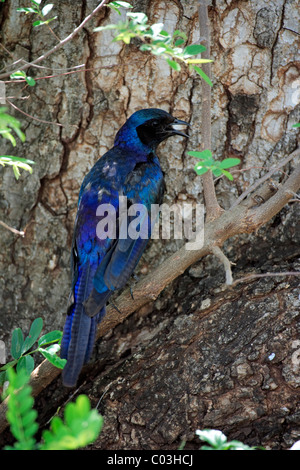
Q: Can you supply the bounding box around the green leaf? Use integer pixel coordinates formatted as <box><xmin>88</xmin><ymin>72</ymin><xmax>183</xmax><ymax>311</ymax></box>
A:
<box><xmin>0</xmin><ymin>156</ymin><xmax>34</xmax><ymax>179</ymax></box>
<box><xmin>166</xmin><ymin>58</ymin><xmax>181</xmax><ymax>71</ymax></box>
<box><xmin>150</xmin><ymin>22</ymin><xmax>164</xmax><ymax>37</ymax></box>
<box><xmin>11</xmin><ymin>328</ymin><xmax>24</xmax><ymax>360</ymax></box>
<box><xmin>218</xmin><ymin>157</ymin><xmax>240</xmax><ymax>169</ymax></box>
<box><xmin>21</xmin><ymin>318</ymin><xmax>43</xmax><ymax>355</ymax></box>
<box><xmin>33</xmin><ymin>19</ymin><xmax>45</xmax><ymax>26</ymax></box>
<box><xmin>25</xmin><ymin>76</ymin><xmax>36</xmax><ymax>87</ymax></box>
<box><xmin>41</xmin><ymin>395</ymin><xmax>103</xmax><ymax>450</ymax></box>
<box><xmin>44</xmin><ymin>16</ymin><xmax>57</xmax><ymax>25</ymax></box>
<box><xmin>38</xmin><ymin>330</ymin><xmax>62</xmax><ymax>347</ymax></box>
<box><xmin>0</xmin><ymin>370</ymin><xmax>7</xmax><ymax>387</ymax></box>
<box><xmin>196</xmin><ymin>429</ymin><xmax>256</xmax><ymax>450</ymax></box>
<box><xmin>4</xmin><ymin>368</ymin><xmax>38</xmax><ymax>450</ymax></box>
<box><xmin>212</xmin><ymin>168</ymin><xmax>222</xmax><ymax>177</ymax></box>
<box><xmin>220</xmin><ymin>169</ymin><xmax>234</xmax><ymax>180</ymax></box>
<box><xmin>0</xmin><ymin>359</ymin><xmax>18</xmax><ymax>372</ymax></box>
<box><xmin>16</xmin><ymin>355</ymin><xmax>35</xmax><ymax>376</ymax></box>
<box><xmin>0</xmin><ymin>108</ymin><xmax>26</xmax><ymax>145</ymax></box>
<box><xmin>127</xmin><ymin>12</ymin><xmax>148</xmax><ymax>24</ymax></box>
<box><xmin>12</xmin><ymin>164</ymin><xmax>20</xmax><ymax>179</ymax></box>
<box><xmin>152</xmin><ymin>47</ymin><xmax>169</xmax><ymax>56</ymax></box>
<box><xmin>183</xmin><ymin>44</ymin><xmax>206</xmax><ymax>56</ymax></box>
<box><xmin>94</xmin><ymin>24</ymin><xmax>119</xmax><ymax>32</ymax></box>
<box><xmin>30</xmin><ymin>0</ymin><xmax>42</xmax><ymax>5</ymax></box>
<box><xmin>109</xmin><ymin>1</ymin><xmax>133</xmax><ymax>8</ymax></box>
<box><xmin>196</xmin><ymin>429</ymin><xmax>227</xmax><ymax>449</ymax></box>
<box><xmin>0</xmin><ymin>130</ymin><xmax>16</xmax><ymax>146</ymax></box>
<box><xmin>174</xmin><ymin>38</ymin><xmax>185</xmax><ymax>46</ymax></box>
<box><xmin>292</xmin><ymin>123</ymin><xmax>300</xmax><ymax>128</ymax></box>
<box><xmin>39</xmin><ymin>345</ymin><xmax>66</xmax><ymax>369</ymax></box>
<box><xmin>41</xmin><ymin>4</ymin><xmax>53</xmax><ymax>16</ymax></box>
<box><xmin>10</xmin><ymin>70</ymin><xmax>27</xmax><ymax>80</ymax></box>
<box><xmin>187</xmin><ymin>149</ymin><xmax>212</xmax><ymax>160</ymax></box>
<box><xmin>16</xmin><ymin>7</ymin><xmax>37</xmax><ymax>13</ymax></box>
<box><xmin>173</xmin><ymin>30</ymin><xmax>187</xmax><ymax>40</ymax></box>
<box><xmin>139</xmin><ymin>44</ymin><xmax>152</xmax><ymax>52</ymax></box>
<box><xmin>0</xmin><ymin>155</ymin><xmax>34</xmax><ymax>164</ymax></box>
<box><xmin>193</xmin><ymin>65</ymin><xmax>213</xmax><ymax>87</ymax></box>
<box><xmin>194</xmin><ymin>164</ymin><xmax>209</xmax><ymax>175</ymax></box>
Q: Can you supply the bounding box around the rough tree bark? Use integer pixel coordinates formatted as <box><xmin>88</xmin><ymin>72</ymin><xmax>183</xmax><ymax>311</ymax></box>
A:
<box><xmin>0</xmin><ymin>0</ymin><xmax>299</xmax><ymax>450</ymax></box>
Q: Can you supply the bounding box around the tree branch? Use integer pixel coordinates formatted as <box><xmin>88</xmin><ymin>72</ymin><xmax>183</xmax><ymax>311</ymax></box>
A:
<box><xmin>197</xmin><ymin>0</ymin><xmax>223</xmax><ymax>221</ymax></box>
<box><xmin>0</xmin><ymin>0</ymin><xmax>109</xmax><ymax>80</ymax></box>
<box><xmin>0</xmin><ymin>220</ymin><xmax>25</xmax><ymax>237</ymax></box>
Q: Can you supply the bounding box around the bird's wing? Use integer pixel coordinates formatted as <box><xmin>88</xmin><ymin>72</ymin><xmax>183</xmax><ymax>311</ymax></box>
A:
<box><xmin>96</xmin><ymin>160</ymin><xmax>164</xmax><ymax>293</ymax></box>
<box><xmin>83</xmin><ymin>159</ymin><xmax>165</xmax><ymax>317</ymax></box>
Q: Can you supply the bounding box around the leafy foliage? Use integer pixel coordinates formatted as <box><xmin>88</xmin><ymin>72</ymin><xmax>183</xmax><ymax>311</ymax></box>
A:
<box><xmin>2</xmin><ymin>368</ymin><xmax>103</xmax><ymax>450</ymax></box>
<box><xmin>0</xmin><ymin>107</ymin><xmax>25</xmax><ymax>146</ymax></box>
<box><xmin>41</xmin><ymin>395</ymin><xmax>104</xmax><ymax>450</ymax></box>
<box><xmin>196</xmin><ymin>429</ymin><xmax>257</xmax><ymax>450</ymax></box>
<box><xmin>0</xmin><ymin>318</ymin><xmax>66</xmax><ymax>388</ymax></box>
<box><xmin>0</xmin><ymin>107</ymin><xmax>35</xmax><ymax>179</ymax></box>
<box><xmin>187</xmin><ymin>149</ymin><xmax>241</xmax><ymax>180</ymax></box>
<box><xmin>16</xmin><ymin>0</ymin><xmax>57</xmax><ymax>28</ymax></box>
<box><xmin>95</xmin><ymin>5</ymin><xmax>213</xmax><ymax>86</ymax></box>
<box><xmin>10</xmin><ymin>70</ymin><xmax>36</xmax><ymax>87</ymax></box>
<box><xmin>0</xmin><ymin>155</ymin><xmax>35</xmax><ymax>180</ymax></box>
<box><xmin>3</xmin><ymin>368</ymin><xmax>38</xmax><ymax>450</ymax></box>
<box><xmin>108</xmin><ymin>1</ymin><xmax>133</xmax><ymax>14</ymax></box>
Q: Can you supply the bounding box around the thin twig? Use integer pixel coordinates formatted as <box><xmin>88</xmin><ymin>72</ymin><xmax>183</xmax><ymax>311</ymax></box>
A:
<box><xmin>231</xmin><ymin>148</ymin><xmax>300</xmax><ymax>208</ymax></box>
<box><xmin>0</xmin><ymin>0</ymin><xmax>110</xmax><ymax>80</ymax></box>
<box><xmin>197</xmin><ymin>0</ymin><xmax>223</xmax><ymax>221</ymax></box>
<box><xmin>7</xmin><ymin>99</ymin><xmax>66</xmax><ymax>128</ymax></box>
<box><xmin>5</xmin><ymin>65</ymin><xmax>114</xmax><ymax>85</ymax></box>
<box><xmin>2</xmin><ymin>60</ymin><xmax>86</xmax><ymax>74</ymax></box>
<box><xmin>232</xmin><ymin>271</ymin><xmax>300</xmax><ymax>286</ymax></box>
<box><xmin>0</xmin><ymin>220</ymin><xmax>25</xmax><ymax>237</ymax></box>
<box><xmin>212</xmin><ymin>245</ymin><xmax>234</xmax><ymax>285</ymax></box>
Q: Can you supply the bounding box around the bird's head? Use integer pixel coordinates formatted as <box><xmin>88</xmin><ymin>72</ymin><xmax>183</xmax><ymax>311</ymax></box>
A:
<box><xmin>114</xmin><ymin>108</ymin><xmax>189</xmax><ymax>151</ymax></box>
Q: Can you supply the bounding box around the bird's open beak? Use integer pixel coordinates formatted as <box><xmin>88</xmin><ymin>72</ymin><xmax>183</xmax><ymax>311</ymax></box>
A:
<box><xmin>168</xmin><ymin>118</ymin><xmax>190</xmax><ymax>138</ymax></box>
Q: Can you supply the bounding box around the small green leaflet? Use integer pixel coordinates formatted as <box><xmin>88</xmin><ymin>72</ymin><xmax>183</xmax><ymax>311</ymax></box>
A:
<box><xmin>166</xmin><ymin>58</ymin><xmax>181</xmax><ymax>71</ymax></box>
<box><xmin>41</xmin><ymin>395</ymin><xmax>103</xmax><ymax>450</ymax></box>
<box><xmin>188</xmin><ymin>149</ymin><xmax>212</xmax><ymax>160</ymax></box>
<box><xmin>193</xmin><ymin>65</ymin><xmax>213</xmax><ymax>87</ymax></box>
<box><xmin>39</xmin><ymin>344</ymin><xmax>66</xmax><ymax>369</ymax></box>
<box><xmin>21</xmin><ymin>317</ymin><xmax>43</xmax><ymax>355</ymax></box>
<box><xmin>10</xmin><ymin>70</ymin><xmax>36</xmax><ymax>87</ymax></box>
<box><xmin>16</xmin><ymin>355</ymin><xmax>35</xmax><ymax>376</ymax></box>
<box><xmin>41</xmin><ymin>4</ymin><xmax>53</xmax><ymax>16</ymax></box>
<box><xmin>183</xmin><ymin>44</ymin><xmax>206</xmax><ymax>56</ymax></box>
<box><xmin>0</xmin><ymin>155</ymin><xmax>35</xmax><ymax>179</ymax></box>
<box><xmin>188</xmin><ymin>150</ymin><xmax>240</xmax><ymax>181</ymax></box>
<box><xmin>33</xmin><ymin>17</ymin><xmax>57</xmax><ymax>27</ymax></box>
<box><xmin>11</xmin><ymin>328</ymin><xmax>24</xmax><ymax>360</ymax></box>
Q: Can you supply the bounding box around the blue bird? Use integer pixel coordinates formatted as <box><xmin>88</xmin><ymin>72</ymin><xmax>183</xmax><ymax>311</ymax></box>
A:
<box><xmin>60</xmin><ymin>108</ymin><xmax>189</xmax><ymax>387</ymax></box>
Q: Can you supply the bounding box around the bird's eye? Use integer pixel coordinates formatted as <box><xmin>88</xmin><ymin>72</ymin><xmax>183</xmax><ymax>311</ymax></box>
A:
<box><xmin>151</xmin><ymin>120</ymin><xmax>159</xmax><ymax>127</ymax></box>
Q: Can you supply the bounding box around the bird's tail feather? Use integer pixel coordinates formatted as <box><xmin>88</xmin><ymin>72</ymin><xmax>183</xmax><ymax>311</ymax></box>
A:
<box><xmin>61</xmin><ymin>264</ymin><xmax>104</xmax><ymax>387</ymax></box>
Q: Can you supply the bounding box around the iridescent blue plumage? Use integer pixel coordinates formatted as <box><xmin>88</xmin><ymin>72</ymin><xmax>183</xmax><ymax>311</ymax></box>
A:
<box><xmin>61</xmin><ymin>108</ymin><xmax>189</xmax><ymax>387</ymax></box>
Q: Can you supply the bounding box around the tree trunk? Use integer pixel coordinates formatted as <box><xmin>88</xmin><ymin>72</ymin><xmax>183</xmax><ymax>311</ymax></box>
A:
<box><xmin>0</xmin><ymin>0</ymin><xmax>299</xmax><ymax>450</ymax></box>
